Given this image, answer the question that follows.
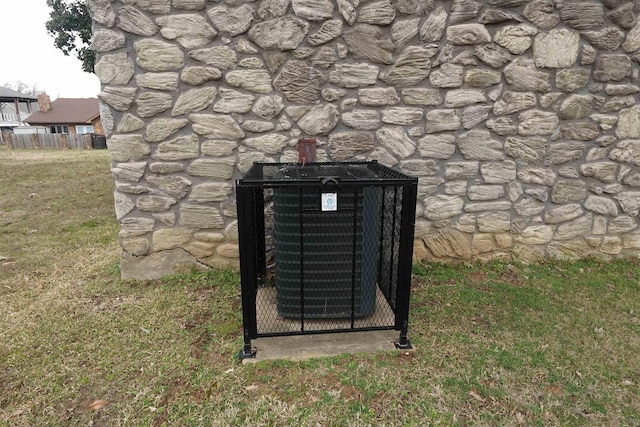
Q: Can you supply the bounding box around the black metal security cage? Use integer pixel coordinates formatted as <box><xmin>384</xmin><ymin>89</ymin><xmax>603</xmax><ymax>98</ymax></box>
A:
<box><xmin>236</xmin><ymin>161</ymin><xmax>418</xmax><ymax>358</ymax></box>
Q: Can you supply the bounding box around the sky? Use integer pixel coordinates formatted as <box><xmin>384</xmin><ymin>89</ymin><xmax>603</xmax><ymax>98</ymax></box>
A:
<box><xmin>0</xmin><ymin>0</ymin><xmax>100</xmax><ymax>99</ymax></box>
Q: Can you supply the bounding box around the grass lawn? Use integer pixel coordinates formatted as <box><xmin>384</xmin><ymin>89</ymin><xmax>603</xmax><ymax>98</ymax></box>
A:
<box><xmin>1</xmin><ymin>146</ymin><xmax>639</xmax><ymax>426</ymax></box>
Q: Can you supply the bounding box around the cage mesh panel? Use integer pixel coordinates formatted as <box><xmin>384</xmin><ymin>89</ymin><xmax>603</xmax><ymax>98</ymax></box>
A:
<box><xmin>241</xmin><ymin>162</ymin><xmax>416</xmax><ymax>338</ymax></box>
<box><xmin>242</xmin><ymin>162</ymin><xmax>412</xmax><ymax>184</ymax></box>
<box><xmin>376</xmin><ymin>187</ymin><xmax>402</xmax><ymax>311</ymax></box>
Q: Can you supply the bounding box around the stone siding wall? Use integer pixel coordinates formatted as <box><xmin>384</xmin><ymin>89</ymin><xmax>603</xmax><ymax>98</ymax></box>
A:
<box><xmin>89</xmin><ymin>0</ymin><xmax>640</xmax><ymax>280</ymax></box>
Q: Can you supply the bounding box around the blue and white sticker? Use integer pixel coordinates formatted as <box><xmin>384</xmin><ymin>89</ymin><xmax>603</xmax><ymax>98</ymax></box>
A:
<box><xmin>321</xmin><ymin>193</ymin><xmax>337</xmax><ymax>211</ymax></box>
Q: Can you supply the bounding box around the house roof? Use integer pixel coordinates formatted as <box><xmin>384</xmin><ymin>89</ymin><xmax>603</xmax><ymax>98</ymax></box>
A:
<box><xmin>0</xmin><ymin>86</ymin><xmax>39</xmax><ymax>102</ymax></box>
<box><xmin>25</xmin><ymin>98</ymin><xmax>100</xmax><ymax>125</ymax></box>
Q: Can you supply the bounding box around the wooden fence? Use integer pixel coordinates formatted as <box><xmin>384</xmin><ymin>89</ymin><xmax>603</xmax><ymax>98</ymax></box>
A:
<box><xmin>8</xmin><ymin>133</ymin><xmax>92</xmax><ymax>150</ymax></box>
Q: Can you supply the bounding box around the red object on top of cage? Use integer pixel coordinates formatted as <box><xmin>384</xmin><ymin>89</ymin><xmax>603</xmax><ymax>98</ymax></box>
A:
<box><xmin>298</xmin><ymin>138</ymin><xmax>316</xmax><ymax>164</ymax></box>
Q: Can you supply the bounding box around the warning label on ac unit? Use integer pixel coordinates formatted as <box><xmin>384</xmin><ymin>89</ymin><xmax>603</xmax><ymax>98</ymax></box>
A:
<box><xmin>321</xmin><ymin>193</ymin><xmax>337</xmax><ymax>211</ymax></box>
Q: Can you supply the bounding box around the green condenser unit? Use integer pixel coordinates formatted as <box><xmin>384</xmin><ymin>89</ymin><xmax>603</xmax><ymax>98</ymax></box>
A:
<box><xmin>273</xmin><ymin>172</ymin><xmax>380</xmax><ymax>319</ymax></box>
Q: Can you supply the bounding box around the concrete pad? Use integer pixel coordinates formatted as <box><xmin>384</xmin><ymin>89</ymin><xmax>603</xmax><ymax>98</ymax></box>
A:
<box><xmin>242</xmin><ymin>330</ymin><xmax>415</xmax><ymax>364</ymax></box>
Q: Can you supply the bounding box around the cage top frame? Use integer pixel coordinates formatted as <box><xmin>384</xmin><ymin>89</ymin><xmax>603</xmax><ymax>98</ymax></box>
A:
<box><xmin>237</xmin><ymin>161</ymin><xmax>418</xmax><ymax>187</ymax></box>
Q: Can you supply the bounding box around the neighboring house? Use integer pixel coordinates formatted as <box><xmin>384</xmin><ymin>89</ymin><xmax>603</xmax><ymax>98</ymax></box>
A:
<box><xmin>25</xmin><ymin>94</ymin><xmax>103</xmax><ymax>136</ymax></box>
<box><xmin>0</xmin><ymin>86</ymin><xmax>39</xmax><ymax>143</ymax></box>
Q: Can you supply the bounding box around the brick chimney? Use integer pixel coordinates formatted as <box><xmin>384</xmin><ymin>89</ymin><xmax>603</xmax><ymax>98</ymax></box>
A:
<box><xmin>38</xmin><ymin>93</ymin><xmax>51</xmax><ymax>112</ymax></box>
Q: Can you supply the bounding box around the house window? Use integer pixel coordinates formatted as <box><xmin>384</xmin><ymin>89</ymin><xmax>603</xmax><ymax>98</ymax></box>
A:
<box><xmin>76</xmin><ymin>125</ymin><xmax>95</xmax><ymax>135</ymax></box>
<box><xmin>50</xmin><ymin>125</ymin><xmax>69</xmax><ymax>134</ymax></box>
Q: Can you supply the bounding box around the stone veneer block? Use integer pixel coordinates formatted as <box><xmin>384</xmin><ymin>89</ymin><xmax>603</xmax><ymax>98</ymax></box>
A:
<box><xmin>358</xmin><ymin>0</ymin><xmax>395</xmax><ymax>25</ymax></box>
<box><xmin>549</xmin><ymin>142</ymin><xmax>586</xmax><ymax>164</ymax></box>
<box><xmin>556</xmin><ymin>68</ymin><xmax>590</xmax><ymax>92</ymax></box>
<box><xmin>207</xmin><ymin>5</ymin><xmax>255</xmax><ymax>36</ymax></box>
<box><xmin>444</xmin><ymin>90</ymin><xmax>486</xmax><ymax>108</ymax></box>
<box><xmin>580</xmin><ymin>162</ymin><xmax>618</xmax><ymax>183</ymax></box>
<box><xmin>156</xmin><ymin>14</ymin><xmax>217</xmax><ymax>49</ymax></box>
<box><xmin>153</xmin><ymin>135</ymin><xmax>199</xmax><ymax>161</ymax></box>
<box><xmin>522</xmin><ymin>0</ymin><xmax>559</xmax><ymax>30</ymax></box>
<box><xmin>146</xmin><ymin>175</ymin><xmax>191</xmax><ymax>198</ymax></box>
<box><xmin>610</xmin><ymin>139</ymin><xmax>640</xmax><ymax>165</ymax></box>
<box><xmin>493</xmin><ymin>91</ymin><xmax>536</xmax><ymax>115</ymax></box>
<box><xmin>458</xmin><ymin>130</ymin><xmax>504</xmax><ymax>160</ymax></box>
<box><xmin>190</xmin><ymin>183</ymin><xmax>233</xmax><ymax>202</ymax></box>
<box><xmin>244</xmin><ymin>134</ymin><xmax>288</xmax><ymax>154</ymax></box>
<box><xmin>257</xmin><ymin>0</ymin><xmax>290</xmax><ymax>20</ymax></box>
<box><xmin>136</xmin><ymin>72</ymin><xmax>180</xmax><ymax>91</ymax></box>
<box><xmin>117</xmin><ymin>6</ymin><xmax>158</xmax><ymax>36</ymax></box>
<box><xmin>358</xmin><ymin>88</ymin><xmax>400</xmax><ymax>106</ymax></box>
<box><xmin>481</xmin><ymin>161</ymin><xmax>516</xmax><ymax>184</ymax></box>
<box><xmin>582</xmin><ymin>27</ymin><xmax>625</xmax><ymax>51</ymax></box>
<box><xmin>248</xmin><ymin>16</ymin><xmax>309</xmax><ymax>51</ymax></box>
<box><xmin>308</xmin><ymin>19</ymin><xmax>343</xmax><ymax>46</ymax></box>
<box><xmin>95</xmin><ymin>53</ymin><xmax>135</xmax><ymax>85</ymax></box>
<box><xmin>108</xmin><ymin>135</ymin><xmax>150</xmax><ymax>162</ymax></box>
<box><xmin>292</xmin><ymin>0</ymin><xmax>334</xmax><ymax>21</ymax></box>
<box><xmin>190</xmin><ymin>114</ymin><xmax>244</xmax><ymax>139</ymax></box>
<box><xmin>503</xmin><ymin>57</ymin><xmax>551</xmax><ymax>91</ymax></box>
<box><xmin>376</xmin><ymin>127</ymin><xmax>416</xmax><ymax>158</ymax></box>
<box><xmin>180</xmin><ymin>204</ymin><xmax>225</xmax><ymax>229</ymax></box>
<box><xmin>328</xmin><ymin>132</ymin><xmax>375</xmax><ymax>160</ymax></box>
<box><xmin>189</xmin><ymin>46</ymin><xmax>237</xmax><ymax>69</ymax></box>
<box><xmin>225</xmin><ymin>70</ymin><xmax>273</xmax><ymax>94</ymax></box>
<box><xmin>428</xmin><ymin>63</ymin><xmax>463</xmax><ymax>89</ymax></box>
<box><xmin>426</xmin><ymin>109</ymin><xmax>461</xmax><ymax>133</ymax></box>
<box><xmin>148</xmin><ymin>162</ymin><xmax>185</xmax><ymax>174</ymax></box>
<box><xmin>382</xmin><ymin>108</ymin><xmax>424</xmax><ymax>125</ymax></box>
<box><xmin>420</xmin><ymin>6</ymin><xmax>447</xmax><ymax>42</ymax></box>
<box><xmin>213</xmin><ymin>89</ymin><xmax>254</xmax><ymax>114</ymax></box>
<box><xmin>136</xmin><ymin>195</ymin><xmax>177</xmax><ymax>212</ymax></box>
<box><xmin>181</xmin><ymin>67</ymin><xmax>222</xmax><ymax>86</ymax></box>
<box><xmin>342</xmin><ymin>110</ymin><xmax>381</xmax><ymax>130</ymax></box>
<box><xmin>117</xmin><ymin>113</ymin><xmax>145</xmax><ymax>133</ymax></box>
<box><xmin>494</xmin><ymin>24</ymin><xmax>537</xmax><ymax>54</ymax></box>
<box><xmin>136</xmin><ymin>92</ymin><xmax>173</xmax><ymax>117</ymax></box>
<box><xmin>533</xmin><ymin>29</ymin><xmax>580</xmax><ymax>68</ymax></box>
<box><xmin>98</xmin><ymin>87</ymin><xmax>137</xmax><ymax>111</ymax></box>
<box><xmin>252</xmin><ymin>96</ymin><xmax>284</xmax><ymax>119</ymax></box>
<box><xmin>172</xmin><ymin>87</ymin><xmax>217</xmax><ymax>116</ymax></box>
<box><xmin>517</xmin><ymin>167</ymin><xmax>557</xmax><ymax>186</ymax></box>
<box><xmin>446</xmin><ymin>24</ymin><xmax>491</xmax><ymax>45</ymax></box>
<box><xmin>329</xmin><ymin>63</ymin><xmax>379</xmax><ymax>88</ymax></box>
<box><xmin>89</xmin><ymin>0</ymin><xmax>117</xmax><ymax>26</ymax></box>
<box><xmin>464</xmin><ymin>69</ymin><xmax>502</xmax><ymax>87</ymax></box>
<box><xmin>450</xmin><ymin>0</ymin><xmax>482</xmax><ymax>24</ymax></box>
<box><xmin>559</xmin><ymin>0</ymin><xmax>604</xmax><ymax>30</ymax></box>
<box><xmin>418</xmin><ymin>135</ymin><xmax>456</xmax><ymax>159</ymax></box>
<box><xmin>401</xmin><ymin>88</ymin><xmax>442</xmax><ymax>106</ymax></box>
<box><xmin>616</xmin><ymin>106</ymin><xmax>640</xmax><ymax>139</ymax></box>
<box><xmin>297</xmin><ymin>104</ymin><xmax>339</xmax><ymax>135</ymax></box>
<box><xmin>594</xmin><ymin>54</ymin><xmax>632</xmax><ymax>82</ymax></box>
<box><xmin>518</xmin><ymin>110</ymin><xmax>558</xmax><ymax>135</ymax></box>
<box><xmin>392</xmin><ymin>18</ymin><xmax>420</xmax><ymax>47</ymax></box>
<box><xmin>558</xmin><ymin>95</ymin><xmax>593</xmax><ymax>120</ymax></box>
<box><xmin>273</xmin><ymin>60</ymin><xmax>326</xmax><ymax>102</ymax></box>
<box><xmin>145</xmin><ymin>118</ymin><xmax>189</xmax><ymax>143</ymax></box>
<box><xmin>424</xmin><ymin>196</ymin><xmax>465</xmax><ymax>220</ymax></box>
<box><xmin>344</xmin><ymin>24</ymin><xmax>395</xmax><ymax>64</ymax></box>
<box><xmin>479</xmin><ymin>8</ymin><xmax>521</xmax><ymax>24</ymax></box>
<box><xmin>487</xmin><ymin>117</ymin><xmax>518</xmax><ymax>136</ymax></box>
<box><xmin>134</xmin><ymin>39</ymin><xmax>184</xmax><ymax>71</ymax></box>
<box><xmin>505</xmin><ymin>136</ymin><xmax>547</xmax><ymax>162</ymax></box>
<box><xmin>173</xmin><ymin>0</ymin><xmax>205</xmax><ymax>10</ymax></box>
<box><xmin>187</xmin><ymin>158</ymin><xmax>235</xmax><ymax>179</ymax></box>
<box><xmin>474</xmin><ymin>44</ymin><xmax>512</xmax><ymax>68</ymax></box>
